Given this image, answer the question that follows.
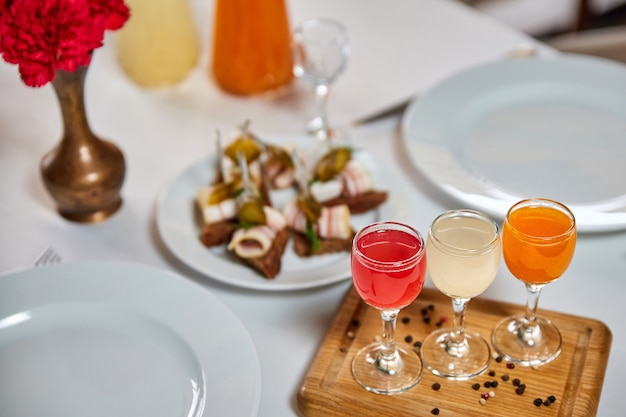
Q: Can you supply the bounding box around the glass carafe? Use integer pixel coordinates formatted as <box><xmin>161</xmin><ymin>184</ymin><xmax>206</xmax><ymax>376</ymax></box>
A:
<box><xmin>211</xmin><ymin>0</ymin><xmax>294</xmax><ymax>95</ymax></box>
<box><xmin>117</xmin><ymin>0</ymin><xmax>200</xmax><ymax>87</ymax></box>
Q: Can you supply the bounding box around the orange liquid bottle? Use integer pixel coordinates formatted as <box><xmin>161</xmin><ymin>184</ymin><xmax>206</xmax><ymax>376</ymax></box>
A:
<box><xmin>211</xmin><ymin>0</ymin><xmax>294</xmax><ymax>96</ymax></box>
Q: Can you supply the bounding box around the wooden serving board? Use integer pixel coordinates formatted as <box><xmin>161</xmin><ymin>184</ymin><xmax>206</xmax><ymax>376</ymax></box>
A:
<box><xmin>297</xmin><ymin>287</ymin><xmax>612</xmax><ymax>417</ymax></box>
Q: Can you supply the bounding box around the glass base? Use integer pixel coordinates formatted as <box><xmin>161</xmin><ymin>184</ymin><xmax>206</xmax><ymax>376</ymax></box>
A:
<box><xmin>351</xmin><ymin>342</ymin><xmax>423</xmax><ymax>395</ymax></box>
<box><xmin>420</xmin><ymin>328</ymin><xmax>491</xmax><ymax>380</ymax></box>
<box><xmin>491</xmin><ymin>313</ymin><xmax>562</xmax><ymax>367</ymax></box>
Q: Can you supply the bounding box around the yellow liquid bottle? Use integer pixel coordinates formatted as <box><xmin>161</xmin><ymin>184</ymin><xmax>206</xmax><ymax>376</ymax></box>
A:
<box><xmin>117</xmin><ymin>0</ymin><xmax>200</xmax><ymax>87</ymax></box>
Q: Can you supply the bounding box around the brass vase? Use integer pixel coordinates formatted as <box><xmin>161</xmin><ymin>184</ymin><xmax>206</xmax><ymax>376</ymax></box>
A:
<box><xmin>40</xmin><ymin>64</ymin><xmax>125</xmax><ymax>223</ymax></box>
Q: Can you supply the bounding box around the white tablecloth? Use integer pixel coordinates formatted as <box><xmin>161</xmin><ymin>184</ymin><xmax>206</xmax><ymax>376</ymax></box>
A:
<box><xmin>470</xmin><ymin>0</ymin><xmax>626</xmax><ymax>36</ymax></box>
<box><xmin>0</xmin><ymin>0</ymin><xmax>623</xmax><ymax>416</ymax></box>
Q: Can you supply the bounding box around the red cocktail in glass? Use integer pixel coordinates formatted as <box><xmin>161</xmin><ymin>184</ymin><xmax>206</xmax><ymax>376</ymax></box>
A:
<box><xmin>351</xmin><ymin>222</ymin><xmax>426</xmax><ymax>394</ymax></box>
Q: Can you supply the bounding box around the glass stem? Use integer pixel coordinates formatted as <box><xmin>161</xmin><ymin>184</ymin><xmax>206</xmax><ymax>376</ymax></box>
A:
<box><xmin>524</xmin><ymin>283</ymin><xmax>544</xmax><ymax>323</ymax></box>
<box><xmin>516</xmin><ymin>283</ymin><xmax>546</xmax><ymax>346</ymax></box>
<box><xmin>446</xmin><ymin>297</ymin><xmax>470</xmax><ymax>358</ymax></box>
<box><xmin>310</xmin><ymin>83</ymin><xmax>330</xmax><ymax>136</ymax></box>
<box><xmin>377</xmin><ymin>309</ymin><xmax>401</xmax><ymax>375</ymax></box>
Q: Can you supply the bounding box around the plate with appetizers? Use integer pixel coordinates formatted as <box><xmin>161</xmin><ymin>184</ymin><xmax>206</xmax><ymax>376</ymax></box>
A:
<box><xmin>402</xmin><ymin>53</ymin><xmax>626</xmax><ymax>232</ymax></box>
<box><xmin>0</xmin><ymin>262</ymin><xmax>261</xmax><ymax>417</ymax></box>
<box><xmin>156</xmin><ymin>135</ymin><xmax>408</xmax><ymax>291</ymax></box>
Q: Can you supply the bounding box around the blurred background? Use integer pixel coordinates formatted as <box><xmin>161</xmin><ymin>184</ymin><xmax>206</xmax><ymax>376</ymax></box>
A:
<box><xmin>461</xmin><ymin>0</ymin><xmax>626</xmax><ymax>62</ymax></box>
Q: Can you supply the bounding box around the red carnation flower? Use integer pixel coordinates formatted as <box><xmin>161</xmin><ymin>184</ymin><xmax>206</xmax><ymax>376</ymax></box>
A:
<box><xmin>87</xmin><ymin>0</ymin><xmax>130</xmax><ymax>31</ymax></box>
<box><xmin>0</xmin><ymin>0</ymin><xmax>129</xmax><ymax>87</ymax></box>
<box><xmin>0</xmin><ymin>1</ymin><xmax>11</xmax><ymax>15</ymax></box>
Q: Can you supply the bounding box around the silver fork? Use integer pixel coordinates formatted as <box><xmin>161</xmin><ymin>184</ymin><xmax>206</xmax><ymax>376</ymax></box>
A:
<box><xmin>32</xmin><ymin>246</ymin><xmax>62</xmax><ymax>267</ymax></box>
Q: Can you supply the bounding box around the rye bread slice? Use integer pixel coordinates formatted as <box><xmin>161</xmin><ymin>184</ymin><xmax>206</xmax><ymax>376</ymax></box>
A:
<box><xmin>292</xmin><ymin>230</ymin><xmax>355</xmax><ymax>257</ymax></box>
<box><xmin>241</xmin><ymin>228</ymin><xmax>290</xmax><ymax>279</ymax></box>
<box><xmin>323</xmin><ymin>190</ymin><xmax>388</xmax><ymax>214</ymax></box>
<box><xmin>200</xmin><ymin>220</ymin><xmax>236</xmax><ymax>247</ymax></box>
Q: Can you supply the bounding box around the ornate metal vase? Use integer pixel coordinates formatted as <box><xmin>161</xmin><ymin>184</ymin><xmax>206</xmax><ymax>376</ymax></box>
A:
<box><xmin>40</xmin><ymin>64</ymin><xmax>125</xmax><ymax>223</ymax></box>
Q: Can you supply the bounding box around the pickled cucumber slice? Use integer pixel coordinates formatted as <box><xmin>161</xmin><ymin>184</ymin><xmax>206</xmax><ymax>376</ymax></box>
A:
<box><xmin>224</xmin><ymin>136</ymin><xmax>262</xmax><ymax>163</ymax></box>
<box><xmin>297</xmin><ymin>194</ymin><xmax>322</xmax><ymax>223</ymax></box>
<box><xmin>314</xmin><ymin>147</ymin><xmax>351</xmax><ymax>181</ymax></box>
<box><xmin>238</xmin><ymin>200</ymin><xmax>266</xmax><ymax>225</ymax></box>
<box><xmin>267</xmin><ymin>145</ymin><xmax>294</xmax><ymax>168</ymax></box>
<box><xmin>208</xmin><ymin>182</ymin><xmax>234</xmax><ymax>204</ymax></box>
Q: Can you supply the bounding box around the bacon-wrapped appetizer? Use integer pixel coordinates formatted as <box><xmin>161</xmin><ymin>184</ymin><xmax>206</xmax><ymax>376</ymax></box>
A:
<box><xmin>226</xmin><ymin>152</ymin><xmax>289</xmax><ymax>279</ymax></box>
<box><xmin>262</xmin><ymin>143</ymin><xmax>296</xmax><ymax>189</ymax></box>
<box><xmin>197</xmin><ymin>180</ymin><xmax>239</xmax><ymax>247</ymax></box>
<box><xmin>308</xmin><ymin>147</ymin><xmax>388</xmax><ymax>214</ymax></box>
<box><xmin>282</xmin><ymin>150</ymin><xmax>355</xmax><ymax>257</ymax></box>
<box><xmin>220</xmin><ymin>120</ymin><xmax>296</xmax><ymax>191</ymax></box>
<box><xmin>197</xmin><ymin>130</ymin><xmax>250</xmax><ymax>247</ymax></box>
<box><xmin>282</xmin><ymin>197</ymin><xmax>354</xmax><ymax>256</ymax></box>
<box><xmin>197</xmin><ymin>124</ymin><xmax>294</xmax><ymax>278</ymax></box>
<box><xmin>219</xmin><ymin>126</ymin><xmax>265</xmax><ymax>192</ymax></box>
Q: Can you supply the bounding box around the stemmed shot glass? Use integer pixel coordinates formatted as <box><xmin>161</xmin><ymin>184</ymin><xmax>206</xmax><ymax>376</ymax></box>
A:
<box><xmin>292</xmin><ymin>18</ymin><xmax>350</xmax><ymax>141</ymax></box>
<box><xmin>492</xmin><ymin>198</ymin><xmax>576</xmax><ymax>366</ymax></box>
<box><xmin>351</xmin><ymin>222</ymin><xmax>427</xmax><ymax>394</ymax></box>
<box><xmin>420</xmin><ymin>210</ymin><xmax>501</xmax><ymax>380</ymax></box>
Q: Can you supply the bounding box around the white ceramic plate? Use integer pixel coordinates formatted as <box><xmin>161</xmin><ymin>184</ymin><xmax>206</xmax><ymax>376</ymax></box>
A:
<box><xmin>402</xmin><ymin>54</ymin><xmax>626</xmax><ymax>232</ymax></box>
<box><xmin>0</xmin><ymin>262</ymin><xmax>261</xmax><ymax>417</ymax></box>
<box><xmin>156</xmin><ymin>149</ymin><xmax>408</xmax><ymax>291</ymax></box>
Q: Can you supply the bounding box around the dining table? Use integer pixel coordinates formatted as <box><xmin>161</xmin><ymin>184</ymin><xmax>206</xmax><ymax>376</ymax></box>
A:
<box><xmin>1</xmin><ymin>0</ymin><xmax>624</xmax><ymax>416</ymax></box>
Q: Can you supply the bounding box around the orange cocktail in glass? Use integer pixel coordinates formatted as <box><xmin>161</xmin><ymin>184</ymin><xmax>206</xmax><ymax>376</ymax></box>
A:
<box><xmin>503</xmin><ymin>204</ymin><xmax>576</xmax><ymax>284</ymax></box>
<box><xmin>492</xmin><ymin>198</ymin><xmax>576</xmax><ymax>367</ymax></box>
